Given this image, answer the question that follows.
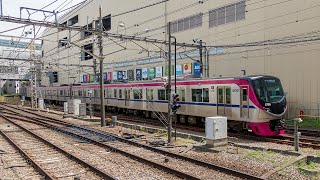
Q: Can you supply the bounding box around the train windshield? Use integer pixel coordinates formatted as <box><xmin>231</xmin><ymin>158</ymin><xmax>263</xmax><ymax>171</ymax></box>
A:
<box><xmin>253</xmin><ymin>78</ymin><xmax>285</xmax><ymax>103</ymax></box>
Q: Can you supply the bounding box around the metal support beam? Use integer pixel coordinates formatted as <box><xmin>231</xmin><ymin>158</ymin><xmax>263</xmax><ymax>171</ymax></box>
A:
<box><xmin>167</xmin><ymin>22</ymin><xmax>172</xmax><ymax>144</ymax></box>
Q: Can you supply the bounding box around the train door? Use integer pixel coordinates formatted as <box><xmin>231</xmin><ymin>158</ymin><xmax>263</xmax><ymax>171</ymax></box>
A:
<box><xmin>217</xmin><ymin>86</ymin><xmax>231</xmax><ymax>117</ymax></box>
<box><xmin>125</xmin><ymin>89</ymin><xmax>130</xmax><ymax>107</ymax></box>
<box><xmin>240</xmin><ymin>86</ymin><xmax>249</xmax><ymax>118</ymax></box>
<box><xmin>217</xmin><ymin>87</ymin><xmax>225</xmax><ymax>116</ymax></box>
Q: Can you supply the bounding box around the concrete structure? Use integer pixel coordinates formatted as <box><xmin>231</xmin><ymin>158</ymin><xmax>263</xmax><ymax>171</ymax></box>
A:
<box><xmin>41</xmin><ymin>0</ymin><xmax>320</xmax><ymax>118</ymax></box>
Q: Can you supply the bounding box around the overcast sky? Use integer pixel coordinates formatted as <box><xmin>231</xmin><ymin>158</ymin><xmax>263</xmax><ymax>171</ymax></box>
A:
<box><xmin>0</xmin><ymin>0</ymin><xmax>84</xmax><ymax>41</ymax></box>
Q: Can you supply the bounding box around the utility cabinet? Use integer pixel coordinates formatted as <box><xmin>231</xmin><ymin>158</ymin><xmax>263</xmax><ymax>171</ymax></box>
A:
<box><xmin>68</xmin><ymin>99</ymin><xmax>81</xmax><ymax>114</ymax></box>
<box><xmin>205</xmin><ymin>116</ymin><xmax>228</xmax><ymax>147</ymax></box>
<box><xmin>75</xmin><ymin>103</ymin><xmax>86</xmax><ymax>116</ymax></box>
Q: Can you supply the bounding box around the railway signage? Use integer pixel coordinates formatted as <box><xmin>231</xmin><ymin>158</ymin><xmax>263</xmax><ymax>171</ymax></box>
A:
<box><xmin>156</xmin><ymin>66</ymin><xmax>163</xmax><ymax>77</ymax></box>
<box><xmin>193</xmin><ymin>63</ymin><xmax>201</xmax><ymax>75</ymax></box>
<box><xmin>149</xmin><ymin>68</ymin><xmax>155</xmax><ymax>79</ymax></box>
<box><xmin>176</xmin><ymin>64</ymin><xmax>182</xmax><ymax>76</ymax></box>
<box><xmin>123</xmin><ymin>71</ymin><xmax>127</xmax><ymax>80</ymax></box>
<box><xmin>107</xmin><ymin>72</ymin><xmax>112</xmax><ymax>80</ymax></box>
<box><xmin>117</xmin><ymin>71</ymin><xmax>123</xmax><ymax>81</ymax></box>
<box><xmin>128</xmin><ymin>69</ymin><xmax>134</xmax><ymax>80</ymax></box>
<box><xmin>136</xmin><ymin>69</ymin><xmax>142</xmax><ymax>80</ymax></box>
<box><xmin>183</xmin><ymin>63</ymin><xmax>192</xmax><ymax>74</ymax></box>
<box><xmin>113</xmin><ymin>71</ymin><xmax>117</xmax><ymax>81</ymax></box>
<box><xmin>142</xmin><ymin>68</ymin><xmax>148</xmax><ymax>79</ymax></box>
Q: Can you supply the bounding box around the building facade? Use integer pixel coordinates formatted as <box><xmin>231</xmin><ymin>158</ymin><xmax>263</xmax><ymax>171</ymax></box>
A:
<box><xmin>41</xmin><ymin>0</ymin><xmax>320</xmax><ymax>118</ymax></box>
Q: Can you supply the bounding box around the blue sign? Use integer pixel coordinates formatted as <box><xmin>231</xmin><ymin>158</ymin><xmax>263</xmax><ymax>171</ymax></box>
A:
<box><xmin>117</xmin><ymin>71</ymin><xmax>123</xmax><ymax>81</ymax></box>
<box><xmin>103</xmin><ymin>72</ymin><xmax>107</xmax><ymax>81</ymax></box>
<box><xmin>136</xmin><ymin>69</ymin><xmax>142</xmax><ymax>80</ymax></box>
<box><xmin>193</xmin><ymin>63</ymin><xmax>201</xmax><ymax>75</ymax></box>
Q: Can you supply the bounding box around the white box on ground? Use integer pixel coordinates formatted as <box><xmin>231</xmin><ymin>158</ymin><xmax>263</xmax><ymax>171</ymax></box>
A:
<box><xmin>75</xmin><ymin>103</ymin><xmax>86</xmax><ymax>116</ymax></box>
<box><xmin>64</xmin><ymin>102</ymin><xmax>68</xmax><ymax>114</ymax></box>
<box><xmin>38</xmin><ymin>98</ymin><xmax>44</xmax><ymax>109</ymax></box>
<box><xmin>68</xmin><ymin>99</ymin><xmax>81</xmax><ymax>114</ymax></box>
<box><xmin>205</xmin><ymin>116</ymin><xmax>228</xmax><ymax>147</ymax></box>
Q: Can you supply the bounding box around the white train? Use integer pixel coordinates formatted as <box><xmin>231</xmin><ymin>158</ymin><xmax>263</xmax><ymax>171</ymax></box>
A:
<box><xmin>21</xmin><ymin>75</ymin><xmax>287</xmax><ymax>136</ymax></box>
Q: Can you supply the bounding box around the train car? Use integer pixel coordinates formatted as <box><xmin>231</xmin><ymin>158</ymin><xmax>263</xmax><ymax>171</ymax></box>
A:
<box><xmin>23</xmin><ymin>75</ymin><xmax>287</xmax><ymax>136</ymax></box>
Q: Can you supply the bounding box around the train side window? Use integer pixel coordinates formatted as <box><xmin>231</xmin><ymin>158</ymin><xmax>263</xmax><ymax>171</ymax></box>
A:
<box><xmin>226</xmin><ymin>87</ymin><xmax>231</xmax><ymax>104</ymax></box>
<box><xmin>158</xmin><ymin>89</ymin><xmax>166</xmax><ymax>100</ymax></box>
<box><xmin>79</xmin><ymin>90</ymin><xmax>82</xmax><ymax>97</ymax></box>
<box><xmin>242</xmin><ymin>88</ymin><xmax>248</xmax><ymax>101</ymax></box>
<box><xmin>192</xmin><ymin>89</ymin><xmax>203</xmax><ymax>102</ymax></box>
<box><xmin>203</xmin><ymin>88</ymin><xmax>209</xmax><ymax>102</ymax></box>
<box><xmin>133</xmin><ymin>89</ymin><xmax>142</xmax><ymax>99</ymax></box>
<box><xmin>146</xmin><ymin>89</ymin><xmax>154</xmax><ymax>100</ymax></box>
<box><xmin>107</xmin><ymin>89</ymin><xmax>112</xmax><ymax>98</ymax></box>
<box><xmin>71</xmin><ymin>90</ymin><xmax>74</xmax><ymax>96</ymax></box>
<box><xmin>218</xmin><ymin>88</ymin><xmax>224</xmax><ymax>103</ymax></box>
<box><xmin>177</xmin><ymin>89</ymin><xmax>185</xmax><ymax>101</ymax></box>
<box><xmin>114</xmin><ymin>89</ymin><xmax>117</xmax><ymax>98</ymax></box>
<box><xmin>119</xmin><ymin>89</ymin><xmax>122</xmax><ymax>99</ymax></box>
<box><xmin>104</xmin><ymin>89</ymin><xmax>107</xmax><ymax>98</ymax></box>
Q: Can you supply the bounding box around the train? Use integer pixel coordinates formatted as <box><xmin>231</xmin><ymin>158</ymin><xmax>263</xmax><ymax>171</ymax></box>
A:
<box><xmin>21</xmin><ymin>75</ymin><xmax>287</xmax><ymax>136</ymax></box>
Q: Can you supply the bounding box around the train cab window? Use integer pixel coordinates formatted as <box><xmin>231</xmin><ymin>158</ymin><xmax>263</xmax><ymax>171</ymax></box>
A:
<box><xmin>177</xmin><ymin>89</ymin><xmax>185</xmax><ymax>101</ymax></box>
<box><xmin>192</xmin><ymin>89</ymin><xmax>203</xmax><ymax>102</ymax></box>
<box><xmin>226</xmin><ymin>87</ymin><xmax>231</xmax><ymax>104</ymax></box>
<box><xmin>114</xmin><ymin>89</ymin><xmax>117</xmax><ymax>98</ymax></box>
<box><xmin>133</xmin><ymin>89</ymin><xmax>142</xmax><ymax>99</ymax></box>
<box><xmin>146</xmin><ymin>89</ymin><xmax>153</xmax><ymax>100</ymax></box>
<box><xmin>158</xmin><ymin>89</ymin><xmax>167</xmax><ymax>100</ymax></box>
<box><xmin>119</xmin><ymin>89</ymin><xmax>122</xmax><ymax>99</ymax></box>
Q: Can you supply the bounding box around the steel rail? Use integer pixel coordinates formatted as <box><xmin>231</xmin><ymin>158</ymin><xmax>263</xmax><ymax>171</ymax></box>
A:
<box><xmin>0</xmin><ymin>104</ymin><xmax>263</xmax><ymax>180</ymax></box>
<box><xmin>0</xmin><ymin>114</ymin><xmax>116</xmax><ymax>180</ymax></box>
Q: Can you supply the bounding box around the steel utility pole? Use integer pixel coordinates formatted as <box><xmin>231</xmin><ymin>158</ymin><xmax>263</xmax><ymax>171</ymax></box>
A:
<box><xmin>167</xmin><ymin>22</ymin><xmax>172</xmax><ymax>144</ymax></box>
<box><xmin>98</xmin><ymin>6</ymin><xmax>106</xmax><ymax>127</ymax></box>
<box><xmin>199</xmin><ymin>40</ymin><xmax>203</xmax><ymax>78</ymax></box>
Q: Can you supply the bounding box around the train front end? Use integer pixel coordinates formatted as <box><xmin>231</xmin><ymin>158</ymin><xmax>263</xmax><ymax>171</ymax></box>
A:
<box><xmin>248</xmin><ymin>76</ymin><xmax>287</xmax><ymax>136</ymax></box>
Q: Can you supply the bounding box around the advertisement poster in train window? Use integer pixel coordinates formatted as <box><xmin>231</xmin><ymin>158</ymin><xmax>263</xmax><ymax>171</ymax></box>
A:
<box><xmin>123</xmin><ymin>71</ymin><xmax>128</xmax><ymax>80</ymax></box>
<box><xmin>176</xmin><ymin>64</ymin><xmax>183</xmax><ymax>76</ymax></box>
<box><xmin>90</xmin><ymin>74</ymin><xmax>95</xmax><ymax>82</ymax></box>
<box><xmin>183</xmin><ymin>63</ymin><xmax>192</xmax><ymax>74</ymax></box>
<box><xmin>117</xmin><ymin>71</ymin><xmax>123</xmax><ymax>81</ymax></box>
<box><xmin>113</xmin><ymin>71</ymin><xmax>118</xmax><ymax>81</ymax></box>
<box><xmin>86</xmin><ymin>74</ymin><xmax>90</xmax><ymax>82</ymax></box>
<box><xmin>149</xmin><ymin>67</ymin><xmax>155</xmax><ymax>79</ymax></box>
<box><xmin>156</xmin><ymin>66</ymin><xmax>163</xmax><ymax>77</ymax></box>
<box><xmin>136</xmin><ymin>69</ymin><xmax>142</xmax><ymax>80</ymax></box>
<box><xmin>128</xmin><ymin>69</ymin><xmax>134</xmax><ymax>80</ymax></box>
<box><xmin>107</xmin><ymin>72</ymin><xmax>112</xmax><ymax>80</ymax></box>
<box><xmin>142</xmin><ymin>68</ymin><xmax>148</xmax><ymax>79</ymax></box>
<box><xmin>193</xmin><ymin>63</ymin><xmax>201</xmax><ymax>75</ymax></box>
<box><xmin>103</xmin><ymin>73</ymin><xmax>107</xmax><ymax>81</ymax></box>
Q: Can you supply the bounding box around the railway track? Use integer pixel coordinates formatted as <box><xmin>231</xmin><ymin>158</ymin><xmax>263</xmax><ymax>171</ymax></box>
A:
<box><xmin>0</xmin><ymin>116</ymin><xmax>113</xmax><ymax>180</ymax></box>
<box><xmin>0</xmin><ymin>103</ymin><xmax>263</xmax><ymax>180</ymax></box>
<box><xmin>24</xmin><ymin>103</ymin><xmax>320</xmax><ymax>149</ymax></box>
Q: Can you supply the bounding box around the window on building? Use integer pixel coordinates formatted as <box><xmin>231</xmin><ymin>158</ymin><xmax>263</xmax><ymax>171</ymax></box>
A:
<box><xmin>95</xmin><ymin>14</ymin><xmax>111</xmax><ymax>31</ymax></box>
<box><xmin>158</xmin><ymin>89</ymin><xmax>167</xmax><ymax>100</ymax></box>
<box><xmin>236</xmin><ymin>1</ymin><xmax>245</xmax><ymax>21</ymax></box>
<box><xmin>81</xmin><ymin>23</ymin><xmax>93</xmax><ymax>39</ymax></box>
<box><xmin>81</xmin><ymin>43</ymin><xmax>93</xmax><ymax>61</ymax></box>
<box><xmin>146</xmin><ymin>89</ymin><xmax>153</xmax><ymax>100</ymax></box>
<box><xmin>170</xmin><ymin>13</ymin><xmax>203</xmax><ymax>34</ymax></box>
<box><xmin>68</xmin><ymin>15</ymin><xmax>78</xmax><ymax>26</ymax></box>
<box><xmin>209</xmin><ymin>1</ymin><xmax>246</xmax><ymax>28</ymax></box>
<box><xmin>133</xmin><ymin>89</ymin><xmax>142</xmax><ymax>99</ymax></box>
<box><xmin>226</xmin><ymin>4</ymin><xmax>236</xmax><ymax>23</ymax></box>
<box><xmin>58</xmin><ymin>37</ymin><xmax>68</xmax><ymax>48</ymax></box>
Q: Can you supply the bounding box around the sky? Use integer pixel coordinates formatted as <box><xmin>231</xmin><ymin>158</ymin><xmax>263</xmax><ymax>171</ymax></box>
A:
<box><xmin>0</xmin><ymin>0</ymin><xmax>84</xmax><ymax>41</ymax></box>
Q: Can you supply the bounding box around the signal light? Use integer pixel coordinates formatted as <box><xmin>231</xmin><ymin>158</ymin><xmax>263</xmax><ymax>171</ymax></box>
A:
<box><xmin>171</xmin><ymin>93</ymin><xmax>181</xmax><ymax>114</ymax></box>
